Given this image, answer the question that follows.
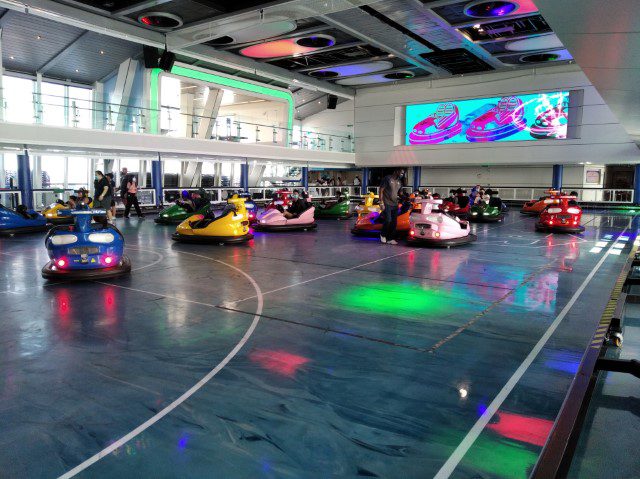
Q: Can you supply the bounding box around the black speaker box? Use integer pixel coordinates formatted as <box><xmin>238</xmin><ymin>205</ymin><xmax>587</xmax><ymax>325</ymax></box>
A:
<box><xmin>143</xmin><ymin>46</ymin><xmax>160</xmax><ymax>69</ymax></box>
<box><xmin>158</xmin><ymin>50</ymin><xmax>176</xmax><ymax>72</ymax></box>
<box><xmin>327</xmin><ymin>94</ymin><xmax>338</xmax><ymax>109</ymax></box>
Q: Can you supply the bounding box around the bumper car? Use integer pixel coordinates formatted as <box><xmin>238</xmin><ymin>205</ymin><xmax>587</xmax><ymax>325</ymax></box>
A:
<box><xmin>467</xmin><ymin>96</ymin><xmax>527</xmax><ymax>142</ymax></box>
<box><xmin>469</xmin><ymin>191</ymin><xmax>504</xmax><ymax>223</ymax></box>
<box><xmin>0</xmin><ymin>204</ymin><xmax>48</xmax><ymax>235</ymax></box>
<box><xmin>408</xmin><ymin>103</ymin><xmax>462</xmax><ymax>145</ymax></box>
<box><xmin>521</xmin><ymin>190</ymin><xmax>561</xmax><ymax>215</ymax></box>
<box><xmin>314</xmin><ymin>192</ymin><xmax>351</xmax><ymax>219</ymax></box>
<box><xmin>530</xmin><ymin>98</ymin><xmax>568</xmax><ymax>140</ymax></box>
<box><xmin>172</xmin><ymin>197</ymin><xmax>253</xmax><ymax>244</ymax></box>
<box><xmin>408</xmin><ymin>199</ymin><xmax>476</xmax><ymax>247</ymax></box>
<box><xmin>535</xmin><ymin>196</ymin><xmax>585</xmax><ymax>233</ymax></box>
<box><xmin>237</xmin><ymin>193</ymin><xmax>258</xmax><ymax>224</ymax></box>
<box><xmin>441</xmin><ymin>190</ymin><xmax>471</xmax><ymax>217</ymax></box>
<box><xmin>43</xmin><ymin>201</ymin><xmax>74</xmax><ymax>225</ymax></box>
<box><xmin>155</xmin><ymin>192</ymin><xmax>211</xmax><ymax>224</ymax></box>
<box><xmin>42</xmin><ymin>209</ymin><xmax>131</xmax><ymax>279</ymax></box>
<box><xmin>265</xmin><ymin>189</ymin><xmax>292</xmax><ymax>211</ymax></box>
<box><xmin>351</xmin><ymin>202</ymin><xmax>412</xmax><ymax>237</ymax></box>
<box><xmin>253</xmin><ymin>203</ymin><xmax>316</xmax><ymax>232</ymax></box>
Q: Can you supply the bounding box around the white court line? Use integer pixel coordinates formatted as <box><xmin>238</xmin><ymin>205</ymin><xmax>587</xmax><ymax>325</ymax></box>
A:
<box><xmin>225</xmin><ymin>248</ymin><xmax>416</xmax><ymax>306</ymax></box>
<box><xmin>433</xmin><ymin>224</ymin><xmax>634</xmax><ymax>479</ymax></box>
<box><xmin>58</xmin><ymin>253</ymin><xmax>264</xmax><ymax>479</ymax></box>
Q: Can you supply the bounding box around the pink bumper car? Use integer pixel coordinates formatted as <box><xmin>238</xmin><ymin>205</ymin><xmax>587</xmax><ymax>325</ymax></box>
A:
<box><xmin>408</xmin><ymin>199</ymin><xmax>476</xmax><ymax>247</ymax></box>
<box><xmin>253</xmin><ymin>205</ymin><xmax>317</xmax><ymax>232</ymax></box>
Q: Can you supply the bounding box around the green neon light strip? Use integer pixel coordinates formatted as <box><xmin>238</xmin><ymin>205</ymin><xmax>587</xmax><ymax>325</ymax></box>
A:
<box><xmin>149</xmin><ymin>66</ymin><xmax>295</xmax><ymax>139</ymax></box>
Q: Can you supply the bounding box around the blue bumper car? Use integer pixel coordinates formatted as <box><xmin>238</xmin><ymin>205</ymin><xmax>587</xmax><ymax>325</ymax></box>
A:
<box><xmin>42</xmin><ymin>209</ymin><xmax>131</xmax><ymax>280</ymax></box>
<box><xmin>0</xmin><ymin>204</ymin><xmax>48</xmax><ymax>235</ymax></box>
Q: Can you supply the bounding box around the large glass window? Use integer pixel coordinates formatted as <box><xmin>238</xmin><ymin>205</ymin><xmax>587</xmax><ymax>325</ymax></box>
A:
<box><xmin>69</xmin><ymin>86</ymin><xmax>93</xmax><ymax>129</ymax></box>
<box><xmin>67</xmin><ymin>157</ymin><xmax>89</xmax><ymax>189</ymax></box>
<box><xmin>41</xmin><ymin>82</ymin><xmax>66</xmax><ymax>127</ymax></box>
<box><xmin>3</xmin><ymin>76</ymin><xmax>34</xmax><ymax>124</ymax></box>
<box><xmin>160</xmin><ymin>76</ymin><xmax>181</xmax><ymax>136</ymax></box>
<box><xmin>40</xmin><ymin>156</ymin><xmax>66</xmax><ymax>188</ymax></box>
<box><xmin>2</xmin><ymin>153</ymin><xmax>18</xmax><ymax>188</ymax></box>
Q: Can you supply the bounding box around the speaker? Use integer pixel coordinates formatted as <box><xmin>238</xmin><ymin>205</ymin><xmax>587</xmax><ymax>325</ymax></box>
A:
<box><xmin>158</xmin><ymin>50</ymin><xmax>176</xmax><ymax>72</ymax></box>
<box><xmin>327</xmin><ymin>94</ymin><xmax>338</xmax><ymax>109</ymax></box>
<box><xmin>143</xmin><ymin>46</ymin><xmax>160</xmax><ymax>68</ymax></box>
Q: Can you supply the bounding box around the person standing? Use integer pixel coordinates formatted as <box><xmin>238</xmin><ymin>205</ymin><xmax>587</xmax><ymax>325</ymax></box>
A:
<box><xmin>124</xmin><ymin>175</ymin><xmax>144</xmax><ymax>218</ymax></box>
<box><xmin>119</xmin><ymin>167</ymin><xmax>129</xmax><ymax>210</ymax></box>
<box><xmin>379</xmin><ymin>168</ymin><xmax>404</xmax><ymax>245</ymax></box>
<box><xmin>93</xmin><ymin>171</ymin><xmax>113</xmax><ymax>222</ymax></box>
<box><xmin>106</xmin><ymin>173</ymin><xmax>117</xmax><ymax>219</ymax></box>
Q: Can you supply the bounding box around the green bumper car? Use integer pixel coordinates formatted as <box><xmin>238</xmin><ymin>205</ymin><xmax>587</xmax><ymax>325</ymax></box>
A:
<box><xmin>155</xmin><ymin>202</ymin><xmax>210</xmax><ymax>225</ymax></box>
<box><xmin>314</xmin><ymin>194</ymin><xmax>352</xmax><ymax>219</ymax></box>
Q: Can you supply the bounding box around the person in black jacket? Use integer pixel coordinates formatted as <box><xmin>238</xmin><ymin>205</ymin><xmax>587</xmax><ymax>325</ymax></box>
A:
<box><xmin>283</xmin><ymin>190</ymin><xmax>308</xmax><ymax>219</ymax></box>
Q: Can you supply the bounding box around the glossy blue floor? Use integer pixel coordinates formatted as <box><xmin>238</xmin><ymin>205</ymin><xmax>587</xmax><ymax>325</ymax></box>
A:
<box><xmin>0</xmin><ymin>210</ymin><xmax>637</xmax><ymax>478</ymax></box>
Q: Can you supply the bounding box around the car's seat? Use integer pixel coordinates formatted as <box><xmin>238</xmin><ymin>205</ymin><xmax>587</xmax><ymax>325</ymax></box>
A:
<box><xmin>458</xmin><ymin>196</ymin><xmax>470</xmax><ymax>208</ymax></box>
<box><xmin>489</xmin><ymin>197</ymin><xmax>502</xmax><ymax>208</ymax></box>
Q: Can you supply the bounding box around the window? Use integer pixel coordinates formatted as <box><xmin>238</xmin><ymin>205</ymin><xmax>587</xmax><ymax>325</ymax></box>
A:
<box><xmin>3</xmin><ymin>76</ymin><xmax>34</xmax><ymax>124</ymax></box>
<box><xmin>160</xmin><ymin>76</ymin><xmax>181</xmax><ymax>136</ymax></box>
<box><xmin>40</xmin><ymin>156</ymin><xmax>66</xmax><ymax>188</ymax></box>
<box><xmin>67</xmin><ymin>157</ymin><xmax>89</xmax><ymax>189</ymax></box>
<box><xmin>41</xmin><ymin>82</ymin><xmax>66</xmax><ymax>127</ymax></box>
<box><xmin>2</xmin><ymin>153</ymin><xmax>18</xmax><ymax>188</ymax></box>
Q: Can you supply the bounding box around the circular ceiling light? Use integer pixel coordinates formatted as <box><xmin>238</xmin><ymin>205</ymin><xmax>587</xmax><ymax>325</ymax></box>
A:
<box><xmin>210</xmin><ymin>20</ymin><xmax>297</xmax><ymax>46</ymax></box>
<box><xmin>240</xmin><ymin>35</ymin><xmax>335</xmax><ymax>59</ymax></box>
<box><xmin>138</xmin><ymin>12</ymin><xmax>183</xmax><ymax>30</ymax></box>
<box><xmin>308</xmin><ymin>70</ymin><xmax>340</xmax><ymax>78</ymax></box>
<box><xmin>520</xmin><ymin>52</ymin><xmax>560</xmax><ymax>63</ymax></box>
<box><xmin>505</xmin><ymin>34</ymin><xmax>563</xmax><ymax>51</ymax></box>
<box><xmin>383</xmin><ymin>71</ymin><xmax>415</xmax><ymax>80</ymax></box>
<box><xmin>295</xmin><ymin>34</ymin><xmax>335</xmax><ymax>48</ymax></box>
<box><xmin>336</xmin><ymin>72</ymin><xmax>416</xmax><ymax>86</ymax></box>
<box><xmin>464</xmin><ymin>1</ymin><xmax>519</xmax><ymax>18</ymax></box>
<box><xmin>308</xmin><ymin>60</ymin><xmax>394</xmax><ymax>78</ymax></box>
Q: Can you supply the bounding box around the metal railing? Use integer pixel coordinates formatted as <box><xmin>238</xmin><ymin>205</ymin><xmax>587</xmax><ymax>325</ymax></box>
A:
<box><xmin>414</xmin><ymin>186</ymin><xmax>634</xmax><ymax>204</ymax></box>
<box><xmin>30</xmin><ymin>188</ymin><xmax>156</xmax><ymax>210</ymax></box>
<box><xmin>1</xmin><ymin>89</ymin><xmax>355</xmax><ymax>153</ymax></box>
<box><xmin>0</xmin><ymin>189</ymin><xmax>21</xmax><ymax>209</ymax></box>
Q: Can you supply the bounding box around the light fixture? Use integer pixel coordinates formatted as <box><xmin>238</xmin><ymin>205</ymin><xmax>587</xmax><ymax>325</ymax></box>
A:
<box><xmin>100</xmin><ymin>50</ymin><xmax>105</xmax><ymax>55</ymax></box>
<box><xmin>9</xmin><ymin>55</ymin><xmax>14</xmax><ymax>60</ymax></box>
<box><xmin>473</xmin><ymin>24</ymin><xmax>481</xmax><ymax>29</ymax></box>
<box><xmin>36</xmin><ymin>35</ymin><xmax>42</xmax><ymax>40</ymax></box>
<box><xmin>75</xmin><ymin>69</ymin><xmax>79</xmax><ymax>72</ymax></box>
<box><xmin>459</xmin><ymin>388</ymin><xmax>468</xmax><ymax>398</ymax></box>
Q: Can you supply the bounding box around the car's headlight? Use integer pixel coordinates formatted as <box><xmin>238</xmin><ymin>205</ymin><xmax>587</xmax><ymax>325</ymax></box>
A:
<box><xmin>46</xmin><ymin>213</ymin><xmax>54</xmax><ymax>217</ymax></box>
<box><xmin>88</xmin><ymin>232</ymin><xmax>115</xmax><ymax>243</ymax></box>
<box><xmin>51</xmin><ymin>234</ymin><xmax>78</xmax><ymax>245</ymax></box>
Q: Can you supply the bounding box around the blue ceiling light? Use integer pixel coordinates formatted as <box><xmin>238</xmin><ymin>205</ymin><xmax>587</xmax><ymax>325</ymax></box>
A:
<box><xmin>464</xmin><ymin>1</ymin><xmax>519</xmax><ymax>18</ymax></box>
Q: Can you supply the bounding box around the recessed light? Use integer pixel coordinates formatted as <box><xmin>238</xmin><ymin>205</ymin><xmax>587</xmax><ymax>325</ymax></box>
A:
<box><xmin>318</xmin><ymin>101</ymin><xmax>322</xmax><ymax>104</ymax></box>
<box><xmin>99</xmin><ymin>50</ymin><xmax>105</xmax><ymax>55</ymax></box>
<box><xmin>473</xmin><ymin>24</ymin><xmax>481</xmax><ymax>29</ymax></box>
<box><xmin>9</xmin><ymin>55</ymin><xmax>14</xmax><ymax>60</ymax></box>
<box><xmin>75</xmin><ymin>69</ymin><xmax>79</xmax><ymax>72</ymax></box>
<box><xmin>36</xmin><ymin>35</ymin><xmax>42</xmax><ymax>40</ymax></box>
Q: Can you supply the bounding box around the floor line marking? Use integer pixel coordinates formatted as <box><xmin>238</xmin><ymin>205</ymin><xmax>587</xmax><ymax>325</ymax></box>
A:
<box><xmin>58</xmin><ymin>253</ymin><xmax>264</xmax><ymax>479</ymax></box>
<box><xmin>433</xmin><ymin>223</ymin><xmax>634</xmax><ymax>479</ymax></box>
<box><xmin>225</xmin><ymin>248</ymin><xmax>417</xmax><ymax>306</ymax></box>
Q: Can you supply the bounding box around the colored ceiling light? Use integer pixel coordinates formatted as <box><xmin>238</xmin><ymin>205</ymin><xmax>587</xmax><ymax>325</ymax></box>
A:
<box><xmin>309</xmin><ymin>60</ymin><xmax>394</xmax><ymax>78</ymax></box>
<box><xmin>240</xmin><ymin>35</ymin><xmax>335</xmax><ymax>59</ymax></box>
<box><xmin>505</xmin><ymin>33</ymin><xmax>564</xmax><ymax>52</ymax></box>
<box><xmin>138</xmin><ymin>12</ymin><xmax>183</xmax><ymax>29</ymax></box>
<box><xmin>295</xmin><ymin>35</ymin><xmax>335</xmax><ymax>48</ymax></box>
<box><xmin>520</xmin><ymin>52</ymin><xmax>560</xmax><ymax>63</ymax></box>
<box><xmin>384</xmin><ymin>71</ymin><xmax>415</xmax><ymax>80</ymax></box>
<box><xmin>249</xmin><ymin>349</ymin><xmax>310</xmax><ymax>377</ymax></box>
<box><xmin>487</xmin><ymin>411</ymin><xmax>554</xmax><ymax>447</ymax></box>
<box><xmin>464</xmin><ymin>1</ymin><xmax>519</xmax><ymax>18</ymax></box>
<box><xmin>209</xmin><ymin>20</ymin><xmax>297</xmax><ymax>46</ymax></box>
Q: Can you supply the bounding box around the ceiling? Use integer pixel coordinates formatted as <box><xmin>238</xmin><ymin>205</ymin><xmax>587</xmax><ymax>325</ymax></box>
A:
<box><xmin>0</xmin><ymin>0</ymin><xmax>576</xmax><ymax>119</ymax></box>
<box><xmin>535</xmin><ymin>0</ymin><xmax>640</xmax><ymax>141</ymax></box>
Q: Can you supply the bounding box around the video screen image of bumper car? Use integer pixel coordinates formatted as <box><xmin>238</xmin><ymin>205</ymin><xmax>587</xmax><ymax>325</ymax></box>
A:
<box><xmin>0</xmin><ymin>204</ymin><xmax>49</xmax><ymax>236</ymax></box>
<box><xmin>535</xmin><ymin>196</ymin><xmax>585</xmax><ymax>233</ymax></box>
<box><xmin>42</xmin><ymin>209</ymin><xmax>131</xmax><ymax>279</ymax></box>
<box><xmin>408</xmin><ymin>199</ymin><xmax>476</xmax><ymax>247</ymax></box>
<box><xmin>172</xmin><ymin>198</ymin><xmax>253</xmax><ymax>244</ymax></box>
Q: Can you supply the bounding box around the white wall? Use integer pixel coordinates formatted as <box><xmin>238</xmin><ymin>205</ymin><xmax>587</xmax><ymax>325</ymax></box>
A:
<box><xmin>301</xmin><ymin>100</ymin><xmax>354</xmax><ymax>136</ymax></box>
<box><xmin>418</xmin><ymin>165</ymin><xmax>585</xmax><ymax>188</ymax></box>
<box><xmin>353</xmin><ymin>65</ymin><xmax>640</xmax><ymax>167</ymax></box>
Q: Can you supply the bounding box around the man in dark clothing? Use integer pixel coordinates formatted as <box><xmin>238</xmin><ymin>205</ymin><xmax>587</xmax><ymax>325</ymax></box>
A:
<box><xmin>93</xmin><ymin>170</ymin><xmax>113</xmax><ymax>221</ymax></box>
<box><xmin>119</xmin><ymin>167</ymin><xmax>129</xmax><ymax>207</ymax></box>
<box><xmin>283</xmin><ymin>189</ymin><xmax>308</xmax><ymax>219</ymax></box>
<box><xmin>379</xmin><ymin>168</ymin><xmax>404</xmax><ymax>244</ymax></box>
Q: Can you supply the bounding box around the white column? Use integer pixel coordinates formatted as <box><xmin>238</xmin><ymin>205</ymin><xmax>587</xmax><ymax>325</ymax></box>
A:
<box><xmin>112</xmin><ymin>58</ymin><xmax>138</xmax><ymax>131</ymax></box>
<box><xmin>93</xmin><ymin>81</ymin><xmax>104</xmax><ymax>130</ymax></box>
<box><xmin>34</xmin><ymin>72</ymin><xmax>42</xmax><ymax>124</ymax></box>
<box><xmin>0</xmin><ymin>28</ymin><xmax>4</xmax><ymax>122</ymax></box>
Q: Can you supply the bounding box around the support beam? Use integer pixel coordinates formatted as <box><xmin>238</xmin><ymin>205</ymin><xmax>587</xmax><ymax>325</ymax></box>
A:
<box><xmin>151</xmin><ymin>157</ymin><xmax>163</xmax><ymax>206</ymax></box>
<box><xmin>413</xmin><ymin>166</ymin><xmax>421</xmax><ymax>192</ymax></box>
<box><xmin>112</xmin><ymin>59</ymin><xmax>139</xmax><ymax>132</ymax></box>
<box><xmin>38</xmin><ymin>31</ymin><xmax>89</xmax><ymax>73</ymax></box>
<box><xmin>552</xmin><ymin>164</ymin><xmax>563</xmax><ymax>191</ymax></box>
<box><xmin>362</xmin><ymin>167</ymin><xmax>369</xmax><ymax>194</ymax></box>
<box><xmin>112</xmin><ymin>0</ymin><xmax>172</xmax><ymax>16</ymax></box>
<box><xmin>240</xmin><ymin>160</ymin><xmax>249</xmax><ymax>192</ymax></box>
<box><xmin>17</xmin><ymin>151</ymin><xmax>33</xmax><ymax>209</ymax></box>
<box><xmin>634</xmin><ymin>165</ymin><xmax>640</xmax><ymax>206</ymax></box>
<box><xmin>180</xmin><ymin>161</ymin><xmax>202</xmax><ymax>188</ymax></box>
<box><xmin>196</xmin><ymin>88</ymin><xmax>223</xmax><ymax>140</ymax></box>
<box><xmin>301</xmin><ymin>166</ymin><xmax>308</xmax><ymax>190</ymax></box>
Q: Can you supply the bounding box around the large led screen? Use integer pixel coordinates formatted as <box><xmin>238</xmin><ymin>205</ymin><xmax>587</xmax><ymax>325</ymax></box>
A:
<box><xmin>405</xmin><ymin>91</ymin><xmax>569</xmax><ymax>145</ymax></box>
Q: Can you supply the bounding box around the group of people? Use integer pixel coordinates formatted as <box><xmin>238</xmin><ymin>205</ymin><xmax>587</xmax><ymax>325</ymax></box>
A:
<box><xmin>90</xmin><ymin>168</ymin><xmax>143</xmax><ymax>222</ymax></box>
